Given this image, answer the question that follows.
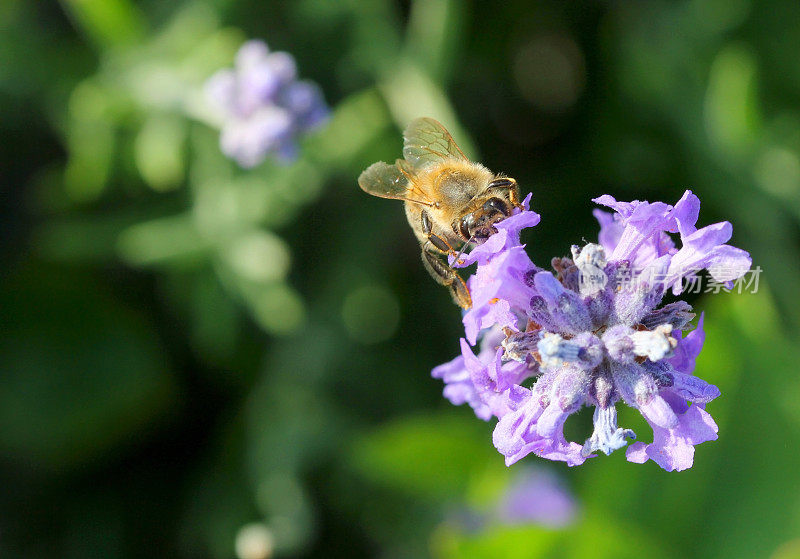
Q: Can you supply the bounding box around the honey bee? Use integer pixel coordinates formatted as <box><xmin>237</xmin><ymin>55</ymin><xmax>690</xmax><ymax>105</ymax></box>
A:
<box><xmin>358</xmin><ymin>117</ymin><xmax>521</xmax><ymax>309</ymax></box>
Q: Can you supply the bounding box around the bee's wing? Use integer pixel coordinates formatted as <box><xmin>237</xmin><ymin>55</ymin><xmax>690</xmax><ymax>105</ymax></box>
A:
<box><xmin>358</xmin><ymin>161</ymin><xmax>409</xmax><ymax>200</ymax></box>
<box><xmin>358</xmin><ymin>160</ymin><xmax>434</xmax><ymax>206</ymax></box>
<box><xmin>402</xmin><ymin>117</ymin><xmax>468</xmax><ymax>169</ymax></box>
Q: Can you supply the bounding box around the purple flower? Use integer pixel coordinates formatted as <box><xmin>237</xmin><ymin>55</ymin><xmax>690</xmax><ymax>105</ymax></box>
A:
<box><xmin>433</xmin><ymin>191</ymin><xmax>752</xmax><ymax>471</ymax></box>
<box><xmin>431</xmin><ymin>327</ymin><xmax>532</xmax><ymax>421</ymax></box>
<box><xmin>593</xmin><ymin>190</ymin><xmax>751</xmax><ymax>294</ymax></box>
<box><xmin>453</xmin><ymin>193</ymin><xmax>541</xmax><ymax>345</ymax></box>
<box><xmin>205</xmin><ymin>40</ymin><xmax>329</xmax><ymax>168</ymax></box>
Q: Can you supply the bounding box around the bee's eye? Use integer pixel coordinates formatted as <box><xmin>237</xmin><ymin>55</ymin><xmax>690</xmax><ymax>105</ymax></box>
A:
<box><xmin>459</xmin><ymin>215</ymin><xmax>472</xmax><ymax>240</ymax></box>
<box><xmin>482</xmin><ymin>197</ymin><xmax>508</xmax><ymax>216</ymax></box>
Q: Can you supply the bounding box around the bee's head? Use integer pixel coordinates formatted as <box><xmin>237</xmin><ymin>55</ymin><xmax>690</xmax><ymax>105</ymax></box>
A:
<box><xmin>456</xmin><ymin>196</ymin><xmax>513</xmax><ymax>244</ymax></box>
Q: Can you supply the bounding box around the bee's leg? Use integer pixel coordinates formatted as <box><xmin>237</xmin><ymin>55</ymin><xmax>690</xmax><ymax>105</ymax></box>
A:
<box><xmin>421</xmin><ymin>244</ymin><xmax>472</xmax><ymax>309</ymax></box>
<box><xmin>508</xmin><ymin>178</ymin><xmax>521</xmax><ymax>207</ymax></box>
<box><xmin>421</xmin><ymin>210</ymin><xmax>456</xmax><ymax>255</ymax></box>
<box><xmin>488</xmin><ymin>177</ymin><xmax>521</xmax><ymax>208</ymax></box>
<box><xmin>419</xmin><ymin>210</ymin><xmax>471</xmax><ymax>307</ymax></box>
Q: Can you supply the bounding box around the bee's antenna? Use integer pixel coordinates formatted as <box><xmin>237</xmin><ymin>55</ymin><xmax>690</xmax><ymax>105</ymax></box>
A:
<box><xmin>453</xmin><ymin>234</ymin><xmax>476</xmax><ymax>266</ymax></box>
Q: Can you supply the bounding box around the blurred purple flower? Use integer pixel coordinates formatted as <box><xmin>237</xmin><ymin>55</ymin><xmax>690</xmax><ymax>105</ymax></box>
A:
<box><xmin>448</xmin><ymin>466</ymin><xmax>577</xmax><ymax>534</ymax></box>
<box><xmin>433</xmin><ymin>190</ymin><xmax>752</xmax><ymax>471</ymax></box>
<box><xmin>494</xmin><ymin>467</ymin><xmax>577</xmax><ymax>528</ymax></box>
<box><xmin>205</xmin><ymin>40</ymin><xmax>329</xmax><ymax>168</ymax></box>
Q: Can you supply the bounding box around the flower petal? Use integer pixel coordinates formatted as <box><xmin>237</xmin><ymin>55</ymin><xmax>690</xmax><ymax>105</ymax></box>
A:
<box><xmin>625</xmin><ymin>403</ymin><xmax>718</xmax><ymax>471</ymax></box>
<box><xmin>706</xmin><ymin>245</ymin><xmax>752</xmax><ymax>283</ymax></box>
<box><xmin>668</xmin><ymin>190</ymin><xmax>700</xmax><ymax>237</ymax></box>
<box><xmin>669</xmin><ymin>313</ymin><xmax>705</xmax><ymax>374</ymax></box>
<box><xmin>667</xmin><ymin>371</ymin><xmax>720</xmax><ymax>403</ymax></box>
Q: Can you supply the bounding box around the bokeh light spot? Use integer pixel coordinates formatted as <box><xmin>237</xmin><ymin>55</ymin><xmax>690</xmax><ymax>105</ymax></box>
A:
<box><xmin>134</xmin><ymin>114</ymin><xmax>186</xmax><ymax>191</ymax></box>
<box><xmin>513</xmin><ymin>33</ymin><xmax>585</xmax><ymax>113</ymax></box>
<box><xmin>224</xmin><ymin>231</ymin><xmax>291</xmax><ymax>283</ymax></box>
<box><xmin>704</xmin><ymin>44</ymin><xmax>761</xmax><ymax>156</ymax></box>
<box><xmin>247</xmin><ymin>283</ymin><xmax>304</xmax><ymax>335</ymax></box>
<box><xmin>235</xmin><ymin>523</ymin><xmax>274</xmax><ymax>559</ymax></box>
<box><xmin>341</xmin><ymin>284</ymin><xmax>400</xmax><ymax>344</ymax></box>
<box><xmin>755</xmin><ymin>146</ymin><xmax>800</xmax><ymax>198</ymax></box>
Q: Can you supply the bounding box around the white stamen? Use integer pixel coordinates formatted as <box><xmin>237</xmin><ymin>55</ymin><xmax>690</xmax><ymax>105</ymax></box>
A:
<box><xmin>630</xmin><ymin>324</ymin><xmax>677</xmax><ymax>361</ymax></box>
<box><xmin>537</xmin><ymin>332</ymin><xmax>581</xmax><ymax>369</ymax></box>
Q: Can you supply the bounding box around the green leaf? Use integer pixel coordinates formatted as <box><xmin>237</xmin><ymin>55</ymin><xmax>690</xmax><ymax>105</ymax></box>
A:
<box><xmin>350</xmin><ymin>411</ymin><xmax>499</xmax><ymax>501</ymax></box>
<box><xmin>432</xmin><ymin>524</ymin><xmax>561</xmax><ymax>559</ymax></box>
<box><xmin>60</xmin><ymin>0</ymin><xmax>146</xmax><ymax>49</ymax></box>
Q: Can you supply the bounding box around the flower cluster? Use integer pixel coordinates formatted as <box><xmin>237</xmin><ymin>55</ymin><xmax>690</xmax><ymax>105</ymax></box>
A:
<box><xmin>205</xmin><ymin>40</ymin><xmax>329</xmax><ymax>168</ymax></box>
<box><xmin>433</xmin><ymin>191</ymin><xmax>751</xmax><ymax>471</ymax></box>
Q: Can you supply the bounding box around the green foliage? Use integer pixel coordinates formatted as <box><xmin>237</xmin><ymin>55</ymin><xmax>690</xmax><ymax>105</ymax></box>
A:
<box><xmin>351</xmin><ymin>412</ymin><xmax>500</xmax><ymax>501</ymax></box>
<box><xmin>0</xmin><ymin>266</ymin><xmax>174</xmax><ymax>470</ymax></box>
<box><xmin>433</xmin><ymin>516</ymin><xmax>670</xmax><ymax>559</ymax></box>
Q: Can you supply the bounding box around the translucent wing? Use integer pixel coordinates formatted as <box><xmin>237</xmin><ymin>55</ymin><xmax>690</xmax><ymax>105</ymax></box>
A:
<box><xmin>358</xmin><ymin>161</ymin><xmax>409</xmax><ymax>200</ymax></box>
<box><xmin>395</xmin><ymin>158</ymin><xmax>417</xmax><ymax>180</ymax></box>
<box><xmin>358</xmin><ymin>160</ymin><xmax>434</xmax><ymax>206</ymax></box>
<box><xmin>402</xmin><ymin>117</ymin><xmax>468</xmax><ymax>170</ymax></box>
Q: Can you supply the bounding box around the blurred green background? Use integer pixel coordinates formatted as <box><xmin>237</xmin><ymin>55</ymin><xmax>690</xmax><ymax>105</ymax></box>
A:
<box><xmin>2</xmin><ymin>0</ymin><xmax>800</xmax><ymax>557</ymax></box>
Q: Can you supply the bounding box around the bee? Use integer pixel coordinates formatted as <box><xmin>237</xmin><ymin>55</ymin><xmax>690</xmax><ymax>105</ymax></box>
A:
<box><xmin>358</xmin><ymin>117</ymin><xmax>521</xmax><ymax>309</ymax></box>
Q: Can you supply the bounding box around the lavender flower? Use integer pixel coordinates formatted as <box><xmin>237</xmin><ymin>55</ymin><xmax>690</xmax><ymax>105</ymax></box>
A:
<box><xmin>432</xmin><ymin>190</ymin><xmax>752</xmax><ymax>471</ymax></box>
<box><xmin>205</xmin><ymin>40</ymin><xmax>329</xmax><ymax>168</ymax></box>
<box><xmin>431</xmin><ymin>329</ymin><xmax>530</xmax><ymax>421</ymax></box>
<box><xmin>452</xmin><ymin>193</ymin><xmax>541</xmax><ymax>345</ymax></box>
